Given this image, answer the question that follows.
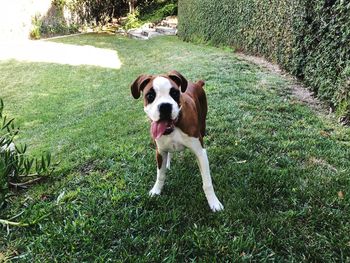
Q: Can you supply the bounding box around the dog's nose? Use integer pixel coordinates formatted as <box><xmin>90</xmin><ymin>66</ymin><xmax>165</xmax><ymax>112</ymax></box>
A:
<box><xmin>158</xmin><ymin>103</ymin><xmax>172</xmax><ymax>120</ymax></box>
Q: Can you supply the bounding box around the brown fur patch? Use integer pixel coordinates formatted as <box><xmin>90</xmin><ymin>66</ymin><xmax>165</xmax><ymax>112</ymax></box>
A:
<box><xmin>156</xmin><ymin>150</ymin><xmax>163</xmax><ymax>169</ymax></box>
<box><xmin>175</xmin><ymin>81</ymin><xmax>207</xmax><ymax>145</ymax></box>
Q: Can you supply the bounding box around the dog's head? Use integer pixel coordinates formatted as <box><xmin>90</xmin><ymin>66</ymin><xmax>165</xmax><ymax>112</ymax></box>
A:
<box><xmin>131</xmin><ymin>70</ymin><xmax>188</xmax><ymax>139</ymax></box>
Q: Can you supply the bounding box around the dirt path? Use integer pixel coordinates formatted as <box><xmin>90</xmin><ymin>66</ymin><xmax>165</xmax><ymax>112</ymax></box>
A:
<box><xmin>235</xmin><ymin>52</ymin><xmax>328</xmax><ymax>114</ymax></box>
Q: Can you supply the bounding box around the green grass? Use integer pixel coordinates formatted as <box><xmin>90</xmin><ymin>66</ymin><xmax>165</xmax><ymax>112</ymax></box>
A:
<box><xmin>1</xmin><ymin>34</ymin><xmax>350</xmax><ymax>262</ymax></box>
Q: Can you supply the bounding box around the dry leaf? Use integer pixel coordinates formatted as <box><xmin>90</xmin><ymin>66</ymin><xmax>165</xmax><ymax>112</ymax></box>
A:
<box><xmin>320</xmin><ymin>130</ymin><xmax>330</xmax><ymax>137</ymax></box>
<box><xmin>338</xmin><ymin>191</ymin><xmax>344</xmax><ymax>199</ymax></box>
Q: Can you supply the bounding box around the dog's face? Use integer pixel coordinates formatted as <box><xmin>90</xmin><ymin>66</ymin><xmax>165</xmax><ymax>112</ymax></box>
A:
<box><xmin>143</xmin><ymin>76</ymin><xmax>182</xmax><ymax>122</ymax></box>
<box><xmin>131</xmin><ymin>71</ymin><xmax>188</xmax><ymax>139</ymax></box>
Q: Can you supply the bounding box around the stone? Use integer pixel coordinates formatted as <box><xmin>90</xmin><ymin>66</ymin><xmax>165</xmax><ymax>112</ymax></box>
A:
<box><xmin>155</xmin><ymin>26</ymin><xmax>177</xmax><ymax>35</ymax></box>
<box><xmin>123</xmin><ymin>16</ymin><xmax>178</xmax><ymax>40</ymax></box>
<box><xmin>127</xmin><ymin>29</ymin><xmax>149</xmax><ymax>40</ymax></box>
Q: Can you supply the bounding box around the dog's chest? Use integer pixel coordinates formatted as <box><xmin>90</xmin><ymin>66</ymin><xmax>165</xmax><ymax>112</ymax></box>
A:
<box><xmin>156</xmin><ymin>128</ymin><xmax>189</xmax><ymax>152</ymax></box>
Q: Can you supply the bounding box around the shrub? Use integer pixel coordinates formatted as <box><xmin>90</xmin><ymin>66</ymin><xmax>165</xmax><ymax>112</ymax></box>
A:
<box><xmin>178</xmin><ymin>0</ymin><xmax>350</xmax><ymax>119</ymax></box>
<box><xmin>30</xmin><ymin>0</ymin><xmax>178</xmax><ymax>38</ymax></box>
<box><xmin>67</xmin><ymin>0</ymin><xmax>129</xmax><ymax>25</ymax></box>
<box><xmin>122</xmin><ymin>11</ymin><xmax>142</xmax><ymax>30</ymax></box>
<box><xmin>30</xmin><ymin>1</ymin><xmax>80</xmax><ymax>39</ymax></box>
<box><xmin>0</xmin><ymin>99</ymin><xmax>55</xmax><ymax>208</ymax></box>
<box><xmin>140</xmin><ymin>3</ymin><xmax>177</xmax><ymax>23</ymax></box>
<box><xmin>122</xmin><ymin>1</ymin><xmax>177</xmax><ymax>30</ymax></box>
<box><xmin>138</xmin><ymin>0</ymin><xmax>177</xmax><ymax>15</ymax></box>
<box><xmin>30</xmin><ymin>14</ymin><xmax>43</xmax><ymax>39</ymax></box>
<box><xmin>66</xmin><ymin>0</ymin><xmax>177</xmax><ymax>26</ymax></box>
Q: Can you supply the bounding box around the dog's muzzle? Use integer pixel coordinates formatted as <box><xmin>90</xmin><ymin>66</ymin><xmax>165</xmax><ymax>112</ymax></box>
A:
<box><xmin>158</xmin><ymin>103</ymin><xmax>172</xmax><ymax>121</ymax></box>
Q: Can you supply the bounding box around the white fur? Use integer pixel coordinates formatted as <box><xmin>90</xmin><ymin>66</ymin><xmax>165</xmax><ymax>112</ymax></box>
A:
<box><xmin>166</xmin><ymin>153</ymin><xmax>172</xmax><ymax>170</ymax></box>
<box><xmin>144</xmin><ymin>76</ymin><xmax>181</xmax><ymax>122</ymax></box>
<box><xmin>149</xmin><ymin>128</ymin><xmax>224</xmax><ymax>212</ymax></box>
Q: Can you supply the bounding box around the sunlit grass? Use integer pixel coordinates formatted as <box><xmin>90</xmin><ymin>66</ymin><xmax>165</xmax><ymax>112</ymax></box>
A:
<box><xmin>0</xmin><ymin>38</ymin><xmax>121</xmax><ymax>69</ymax></box>
<box><xmin>0</xmin><ymin>34</ymin><xmax>349</xmax><ymax>261</ymax></box>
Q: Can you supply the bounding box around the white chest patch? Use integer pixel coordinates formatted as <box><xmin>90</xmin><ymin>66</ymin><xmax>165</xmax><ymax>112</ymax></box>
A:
<box><xmin>155</xmin><ymin>127</ymin><xmax>193</xmax><ymax>153</ymax></box>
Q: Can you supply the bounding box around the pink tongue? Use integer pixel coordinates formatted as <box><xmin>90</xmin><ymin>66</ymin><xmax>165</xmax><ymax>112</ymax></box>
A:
<box><xmin>151</xmin><ymin>121</ymin><xmax>168</xmax><ymax>139</ymax></box>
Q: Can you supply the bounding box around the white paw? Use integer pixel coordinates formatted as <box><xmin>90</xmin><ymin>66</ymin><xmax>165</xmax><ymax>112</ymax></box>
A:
<box><xmin>208</xmin><ymin>197</ymin><xmax>224</xmax><ymax>212</ymax></box>
<box><xmin>149</xmin><ymin>187</ymin><xmax>161</xmax><ymax>197</ymax></box>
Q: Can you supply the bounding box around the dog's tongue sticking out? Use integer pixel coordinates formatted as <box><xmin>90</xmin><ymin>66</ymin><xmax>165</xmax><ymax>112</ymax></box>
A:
<box><xmin>151</xmin><ymin>120</ymin><xmax>171</xmax><ymax>139</ymax></box>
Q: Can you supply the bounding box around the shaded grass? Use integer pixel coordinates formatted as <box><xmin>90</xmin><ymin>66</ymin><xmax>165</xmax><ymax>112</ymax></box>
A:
<box><xmin>0</xmin><ymin>34</ymin><xmax>350</xmax><ymax>261</ymax></box>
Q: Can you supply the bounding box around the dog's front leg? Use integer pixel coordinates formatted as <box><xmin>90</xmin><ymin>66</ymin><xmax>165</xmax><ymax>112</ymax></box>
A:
<box><xmin>149</xmin><ymin>150</ymin><xmax>168</xmax><ymax>196</ymax></box>
<box><xmin>189</xmin><ymin>139</ymin><xmax>224</xmax><ymax>212</ymax></box>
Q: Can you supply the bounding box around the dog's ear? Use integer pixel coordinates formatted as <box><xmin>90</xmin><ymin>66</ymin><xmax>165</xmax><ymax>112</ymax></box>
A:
<box><xmin>168</xmin><ymin>70</ymin><xmax>188</xmax><ymax>92</ymax></box>
<box><xmin>131</xmin><ymin>75</ymin><xmax>152</xmax><ymax>99</ymax></box>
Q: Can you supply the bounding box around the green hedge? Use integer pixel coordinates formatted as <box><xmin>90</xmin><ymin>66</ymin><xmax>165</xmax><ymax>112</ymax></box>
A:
<box><xmin>178</xmin><ymin>0</ymin><xmax>350</xmax><ymax>118</ymax></box>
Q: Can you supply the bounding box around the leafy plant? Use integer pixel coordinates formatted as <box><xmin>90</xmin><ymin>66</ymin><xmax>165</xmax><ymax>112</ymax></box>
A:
<box><xmin>67</xmin><ymin>0</ymin><xmax>129</xmax><ymax>25</ymax></box>
<box><xmin>123</xmin><ymin>11</ymin><xmax>142</xmax><ymax>30</ymax></box>
<box><xmin>140</xmin><ymin>3</ymin><xmax>177</xmax><ymax>23</ymax></box>
<box><xmin>30</xmin><ymin>1</ymin><xmax>80</xmax><ymax>39</ymax></box>
<box><xmin>30</xmin><ymin>14</ymin><xmax>42</xmax><ymax>39</ymax></box>
<box><xmin>0</xmin><ymin>99</ymin><xmax>55</xmax><ymax>207</ymax></box>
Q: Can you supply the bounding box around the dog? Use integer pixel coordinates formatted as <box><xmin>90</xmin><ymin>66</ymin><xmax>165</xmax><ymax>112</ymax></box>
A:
<box><xmin>131</xmin><ymin>70</ymin><xmax>223</xmax><ymax>212</ymax></box>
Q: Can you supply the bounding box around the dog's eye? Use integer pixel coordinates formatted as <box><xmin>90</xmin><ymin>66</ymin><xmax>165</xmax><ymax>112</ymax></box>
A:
<box><xmin>146</xmin><ymin>90</ymin><xmax>156</xmax><ymax>103</ymax></box>
<box><xmin>170</xmin><ymin>88</ymin><xmax>180</xmax><ymax>101</ymax></box>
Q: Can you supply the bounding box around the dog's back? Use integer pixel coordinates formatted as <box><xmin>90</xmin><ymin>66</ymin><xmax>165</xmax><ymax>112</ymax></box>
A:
<box><xmin>185</xmin><ymin>80</ymin><xmax>207</xmax><ymax>137</ymax></box>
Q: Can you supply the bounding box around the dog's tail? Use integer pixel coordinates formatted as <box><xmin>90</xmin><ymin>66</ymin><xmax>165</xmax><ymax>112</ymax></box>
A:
<box><xmin>196</xmin><ymin>80</ymin><xmax>205</xmax><ymax>87</ymax></box>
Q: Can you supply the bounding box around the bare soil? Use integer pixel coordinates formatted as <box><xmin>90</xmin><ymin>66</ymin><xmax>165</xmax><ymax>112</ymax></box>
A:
<box><xmin>235</xmin><ymin>52</ymin><xmax>328</xmax><ymax>114</ymax></box>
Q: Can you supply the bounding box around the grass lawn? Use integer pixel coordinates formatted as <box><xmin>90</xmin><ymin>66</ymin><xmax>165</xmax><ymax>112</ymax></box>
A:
<box><xmin>1</xmin><ymin>34</ymin><xmax>350</xmax><ymax>261</ymax></box>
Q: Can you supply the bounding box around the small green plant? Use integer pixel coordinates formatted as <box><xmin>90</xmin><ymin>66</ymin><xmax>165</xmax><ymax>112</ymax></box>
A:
<box><xmin>30</xmin><ymin>14</ymin><xmax>42</xmax><ymax>39</ymax></box>
<box><xmin>0</xmin><ymin>99</ymin><xmax>55</xmax><ymax>207</ymax></box>
<box><xmin>123</xmin><ymin>11</ymin><xmax>142</xmax><ymax>30</ymax></box>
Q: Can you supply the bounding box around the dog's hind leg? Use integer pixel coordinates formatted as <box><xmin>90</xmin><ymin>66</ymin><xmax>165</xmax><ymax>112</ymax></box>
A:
<box><xmin>166</xmin><ymin>153</ymin><xmax>172</xmax><ymax>170</ymax></box>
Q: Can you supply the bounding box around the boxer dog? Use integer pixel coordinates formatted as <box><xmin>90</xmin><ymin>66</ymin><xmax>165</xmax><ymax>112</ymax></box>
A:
<box><xmin>131</xmin><ymin>71</ymin><xmax>223</xmax><ymax>212</ymax></box>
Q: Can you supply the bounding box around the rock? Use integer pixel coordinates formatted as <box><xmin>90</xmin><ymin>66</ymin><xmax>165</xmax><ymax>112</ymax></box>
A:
<box><xmin>116</xmin><ymin>28</ymin><xmax>126</xmax><ymax>35</ymax></box>
<box><xmin>155</xmin><ymin>26</ymin><xmax>177</xmax><ymax>35</ymax></box>
<box><xmin>147</xmin><ymin>31</ymin><xmax>162</xmax><ymax>38</ymax></box>
<box><xmin>127</xmin><ymin>29</ymin><xmax>149</xmax><ymax>40</ymax></box>
<box><xmin>162</xmin><ymin>16</ymin><xmax>178</xmax><ymax>28</ymax></box>
<box><xmin>141</xmin><ymin>23</ymin><xmax>155</xmax><ymax>29</ymax></box>
<box><xmin>123</xmin><ymin>16</ymin><xmax>178</xmax><ymax>40</ymax></box>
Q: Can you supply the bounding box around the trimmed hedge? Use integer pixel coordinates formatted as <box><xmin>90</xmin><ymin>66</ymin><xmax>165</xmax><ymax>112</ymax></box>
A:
<box><xmin>178</xmin><ymin>0</ymin><xmax>350</xmax><ymax>118</ymax></box>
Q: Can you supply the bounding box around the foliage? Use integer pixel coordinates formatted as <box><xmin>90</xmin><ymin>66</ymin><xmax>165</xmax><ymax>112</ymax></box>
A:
<box><xmin>0</xmin><ymin>99</ymin><xmax>55</xmax><ymax>208</ymax></box>
<box><xmin>178</xmin><ymin>0</ymin><xmax>350</xmax><ymax>118</ymax></box>
<box><xmin>39</xmin><ymin>22</ymin><xmax>79</xmax><ymax>38</ymax></box>
<box><xmin>122</xmin><ymin>11</ymin><xmax>142</xmax><ymax>30</ymax></box>
<box><xmin>1</xmin><ymin>34</ymin><xmax>350</xmax><ymax>261</ymax></box>
<box><xmin>140</xmin><ymin>3</ymin><xmax>177</xmax><ymax>23</ymax></box>
<box><xmin>30</xmin><ymin>0</ymin><xmax>178</xmax><ymax>38</ymax></box>
<box><xmin>65</xmin><ymin>0</ymin><xmax>177</xmax><ymax>25</ymax></box>
<box><xmin>137</xmin><ymin>0</ymin><xmax>176</xmax><ymax>15</ymax></box>
<box><xmin>123</xmin><ymin>2</ymin><xmax>177</xmax><ymax>30</ymax></box>
<box><xmin>30</xmin><ymin>2</ymin><xmax>79</xmax><ymax>39</ymax></box>
<box><xmin>66</xmin><ymin>0</ymin><xmax>129</xmax><ymax>25</ymax></box>
<box><xmin>65</xmin><ymin>0</ymin><xmax>176</xmax><ymax>25</ymax></box>
<box><xmin>335</xmin><ymin>66</ymin><xmax>350</xmax><ymax>117</ymax></box>
<box><xmin>30</xmin><ymin>14</ymin><xmax>43</xmax><ymax>39</ymax></box>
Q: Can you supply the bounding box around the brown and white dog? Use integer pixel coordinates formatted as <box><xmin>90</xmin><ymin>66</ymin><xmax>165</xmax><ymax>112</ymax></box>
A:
<box><xmin>131</xmin><ymin>70</ymin><xmax>223</xmax><ymax>212</ymax></box>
